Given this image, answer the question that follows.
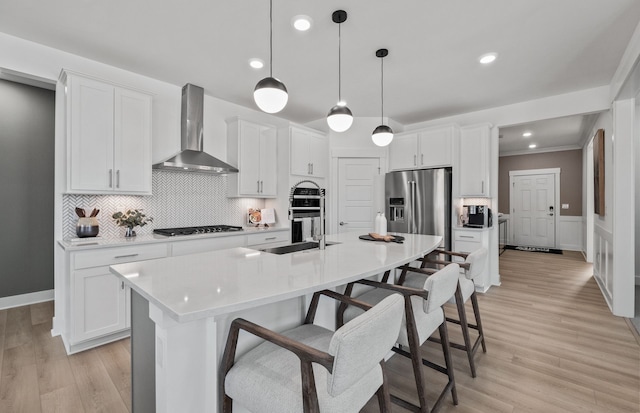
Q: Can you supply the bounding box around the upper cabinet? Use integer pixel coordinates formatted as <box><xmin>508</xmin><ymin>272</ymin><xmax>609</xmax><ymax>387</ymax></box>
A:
<box><xmin>389</xmin><ymin>125</ymin><xmax>457</xmax><ymax>171</ymax></box>
<box><xmin>63</xmin><ymin>71</ymin><xmax>152</xmax><ymax>195</ymax></box>
<box><xmin>459</xmin><ymin>123</ymin><xmax>491</xmax><ymax>196</ymax></box>
<box><xmin>226</xmin><ymin>118</ymin><xmax>277</xmax><ymax>197</ymax></box>
<box><xmin>289</xmin><ymin>125</ymin><xmax>328</xmax><ymax>178</ymax></box>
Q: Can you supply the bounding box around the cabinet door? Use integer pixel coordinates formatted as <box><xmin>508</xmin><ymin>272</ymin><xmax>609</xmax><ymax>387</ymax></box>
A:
<box><xmin>308</xmin><ymin>133</ymin><xmax>328</xmax><ymax>178</ymax></box>
<box><xmin>69</xmin><ymin>76</ymin><xmax>114</xmax><ymax>192</ymax></box>
<box><xmin>259</xmin><ymin>128</ymin><xmax>278</xmax><ymax>196</ymax></box>
<box><xmin>238</xmin><ymin>121</ymin><xmax>262</xmax><ymax>195</ymax></box>
<box><xmin>114</xmin><ymin>88</ymin><xmax>152</xmax><ymax>194</ymax></box>
<box><xmin>73</xmin><ymin>267</ymin><xmax>126</xmax><ymax>343</ymax></box>
<box><xmin>419</xmin><ymin>127</ymin><xmax>452</xmax><ymax>167</ymax></box>
<box><xmin>389</xmin><ymin>132</ymin><xmax>418</xmax><ymax>170</ymax></box>
<box><xmin>459</xmin><ymin>125</ymin><xmax>490</xmax><ymax>196</ymax></box>
<box><xmin>290</xmin><ymin>128</ymin><xmax>311</xmax><ymax>176</ymax></box>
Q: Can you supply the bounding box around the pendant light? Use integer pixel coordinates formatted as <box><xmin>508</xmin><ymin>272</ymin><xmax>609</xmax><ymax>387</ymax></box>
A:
<box><xmin>326</xmin><ymin>10</ymin><xmax>353</xmax><ymax>133</ymax></box>
<box><xmin>371</xmin><ymin>48</ymin><xmax>393</xmax><ymax>147</ymax></box>
<box><xmin>254</xmin><ymin>0</ymin><xmax>288</xmax><ymax>113</ymax></box>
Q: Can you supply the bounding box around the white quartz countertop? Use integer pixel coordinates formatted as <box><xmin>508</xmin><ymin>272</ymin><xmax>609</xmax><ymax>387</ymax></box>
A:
<box><xmin>57</xmin><ymin>226</ymin><xmax>289</xmax><ymax>251</ymax></box>
<box><xmin>110</xmin><ymin>231</ymin><xmax>442</xmax><ymax>323</ymax></box>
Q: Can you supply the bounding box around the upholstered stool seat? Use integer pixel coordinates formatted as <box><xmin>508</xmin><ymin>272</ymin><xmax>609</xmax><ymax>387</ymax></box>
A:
<box><xmin>403</xmin><ymin>247</ymin><xmax>488</xmax><ymax>378</ymax></box>
<box><xmin>222</xmin><ymin>290</ymin><xmax>404</xmax><ymax>413</ymax></box>
<box><xmin>340</xmin><ymin>263</ymin><xmax>460</xmax><ymax>413</ymax></box>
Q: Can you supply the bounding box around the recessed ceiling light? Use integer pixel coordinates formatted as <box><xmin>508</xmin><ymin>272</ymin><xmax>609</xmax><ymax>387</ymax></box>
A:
<box><xmin>529</xmin><ymin>144</ymin><xmax>537</xmax><ymax>149</ymax></box>
<box><xmin>248</xmin><ymin>58</ymin><xmax>264</xmax><ymax>69</ymax></box>
<box><xmin>292</xmin><ymin>15</ymin><xmax>312</xmax><ymax>31</ymax></box>
<box><xmin>479</xmin><ymin>53</ymin><xmax>498</xmax><ymax>64</ymax></box>
<box><xmin>522</xmin><ymin>131</ymin><xmax>532</xmax><ymax>137</ymax></box>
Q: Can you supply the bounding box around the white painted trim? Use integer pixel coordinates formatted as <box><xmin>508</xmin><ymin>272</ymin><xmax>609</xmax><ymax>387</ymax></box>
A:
<box><xmin>558</xmin><ymin>216</ymin><xmax>583</xmax><ymax>251</ymax></box>
<box><xmin>500</xmin><ymin>145</ymin><xmax>582</xmax><ymax>157</ymax></box>
<box><xmin>0</xmin><ymin>289</ymin><xmax>54</xmax><ymax>310</ymax></box>
<box><xmin>509</xmin><ymin>168</ymin><xmax>561</xmax><ymax>248</ymax></box>
<box><xmin>509</xmin><ymin>167</ymin><xmax>561</xmax><ymax>177</ymax></box>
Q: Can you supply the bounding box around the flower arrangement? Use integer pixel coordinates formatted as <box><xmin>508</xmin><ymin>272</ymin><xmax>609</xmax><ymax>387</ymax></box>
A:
<box><xmin>112</xmin><ymin>209</ymin><xmax>153</xmax><ymax>237</ymax></box>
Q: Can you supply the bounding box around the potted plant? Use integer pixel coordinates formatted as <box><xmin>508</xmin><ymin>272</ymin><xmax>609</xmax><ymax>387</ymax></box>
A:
<box><xmin>112</xmin><ymin>209</ymin><xmax>153</xmax><ymax>237</ymax></box>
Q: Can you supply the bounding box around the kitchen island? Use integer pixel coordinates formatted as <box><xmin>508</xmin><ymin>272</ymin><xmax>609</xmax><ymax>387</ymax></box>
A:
<box><xmin>110</xmin><ymin>231</ymin><xmax>442</xmax><ymax>413</ymax></box>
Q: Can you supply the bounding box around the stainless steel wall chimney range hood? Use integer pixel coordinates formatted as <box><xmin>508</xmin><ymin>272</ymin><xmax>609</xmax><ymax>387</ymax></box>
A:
<box><xmin>152</xmin><ymin>84</ymin><xmax>238</xmax><ymax>174</ymax></box>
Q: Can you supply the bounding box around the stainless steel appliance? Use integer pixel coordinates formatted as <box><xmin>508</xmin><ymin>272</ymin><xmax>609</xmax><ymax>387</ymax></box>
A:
<box><xmin>288</xmin><ymin>181</ymin><xmax>325</xmax><ymax>246</ymax></box>
<box><xmin>386</xmin><ymin>168</ymin><xmax>452</xmax><ymax>249</ymax></box>
<box><xmin>462</xmin><ymin>205</ymin><xmax>492</xmax><ymax>228</ymax></box>
<box><xmin>153</xmin><ymin>225</ymin><xmax>243</xmax><ymax>236</ymax></box>
<box><xmin>152</xmin><ymin>84</ymin><xmax>239</xmax><ymax>174</ymax></box>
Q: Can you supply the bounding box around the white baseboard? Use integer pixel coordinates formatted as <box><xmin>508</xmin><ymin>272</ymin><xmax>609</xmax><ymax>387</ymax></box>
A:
<box><xmin>0</xmin><ymin>289</ymin><xmax>54</xmax><ymax>310</ymax></box>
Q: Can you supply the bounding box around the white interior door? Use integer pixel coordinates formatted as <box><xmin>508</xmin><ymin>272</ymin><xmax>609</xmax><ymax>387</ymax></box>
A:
<box><xmin>511</xmin><ymin>173</ymin><xmax>556</xmax><ymax>247</ymax></box>
<box><xmin>337</xmin><ymin>158</ymin><xmax>380</xmax><ymax>233</ymax></box>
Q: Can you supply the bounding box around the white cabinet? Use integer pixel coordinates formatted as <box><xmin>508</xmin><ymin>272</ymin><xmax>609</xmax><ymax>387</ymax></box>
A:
<box><xmin>389</xmin><ymin>125</ymin><xmax>456</xmax><ymax>171</ymax></box>
<box><xmin>459</xmin><ymin>124</ymin><xmax>491</xmax><ymax>196</ymax></box>
<box><xmin>227</xmin><ymin>118</ymin><xmax>277</xmax><ymax>197</ymax></box>
<box><xmin>64</xmin><ymin>243</ymin><xmax>168</xmax><ymax>353</ymax></box>
<box><xmin>246</xmin><ymin>230</ymin><xmax>290</xmax><ymax>249</ymax></box>
<box><xmin>170</xmin><ymin>235</ymin><xmax>246</xmax><ymax>257</ymax></box>
<box><xmin>63</xmin><ymin>71</ymin><xmax>152</xmax><ymax>195</ymax></box>
<box><xmin>452</xmin><ymin>228</ymin><xmax>490</xmax><ymax>291</ymax></box>
<box><xmin>289</xmin><ymin>126</ymin><xmax>328</xmax><ymax>178</ymax></box>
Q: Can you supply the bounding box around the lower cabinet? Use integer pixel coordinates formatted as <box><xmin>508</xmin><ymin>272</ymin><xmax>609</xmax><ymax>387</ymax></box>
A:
<box><xmin>452</xmin><ymin>228</ymin><xmax>490</xmax><ymax>291</ymax></box>
<box><xmin>64</xmin><ymin>243</ymin><xmax>168</xmax><ymax>353</ymax></box>
<box><xmin>72</xmin><ymin>266</ymin><xmax>127</xmax><ymax>343</ymax></box>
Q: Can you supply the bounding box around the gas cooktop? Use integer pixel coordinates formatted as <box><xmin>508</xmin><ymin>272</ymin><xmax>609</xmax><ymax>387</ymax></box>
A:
<box><xmin>153</xmin><ymin>225</ymin><xmax>243</xmax><ymax>237</ymax></box>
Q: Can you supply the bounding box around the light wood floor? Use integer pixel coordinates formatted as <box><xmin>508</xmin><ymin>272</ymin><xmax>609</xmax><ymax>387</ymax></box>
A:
<box><xmin>363</xmin><ymin>250</ymin><xmax>640</xmax><ymax>413</ymax></box>
<box><xmin>1</xmin><ymin>250</ymin><xmax>638</xmax><ymax>412</ymax></box>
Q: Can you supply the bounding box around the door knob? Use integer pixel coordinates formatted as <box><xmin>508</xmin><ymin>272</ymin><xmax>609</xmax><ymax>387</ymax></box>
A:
<box><xmin>548</xmin><ymin>213</ymin><xmax>554</xmax><ymax>216</ymax></box>
<box><xmin>339</xmin><ymin>221</ymin><xmax>348</xmax><ymax>226</ymax></box>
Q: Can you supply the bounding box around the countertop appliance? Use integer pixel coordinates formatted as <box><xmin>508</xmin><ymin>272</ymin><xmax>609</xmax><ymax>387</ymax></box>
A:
<box><xmin>386</xmin><ymin>167</ymin><xmax>452</xmax><ymax>250</ymax></box>
<box><xmin>462</xmin><ymin>205</ymin><xmax>492</xmax><ymax>228</ymax></box>
<box><xmin>288</xmin><ymin>181</ymin><xmax>325</xmax><ymax>245</ymax></box>
<box><xmin>153</xmin><ymin>225</ymin><xmax>243</xmax><ymax>236</ymax></box>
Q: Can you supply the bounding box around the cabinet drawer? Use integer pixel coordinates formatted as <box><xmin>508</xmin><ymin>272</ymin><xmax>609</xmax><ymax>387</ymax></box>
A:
<box><xmin>454</xmin><ymin>231</ymin><xmax>481</xmax><ymax>243</ymax></box>
<box><xmin>74</xmin><ymin>243</ymin><xmax>168</xmax><ymax>269</ymax></box>
<box><xmin>246</xmin><ymin>231</ymin><xmax>289</xmax><ymax>246</ymax></box>
<box><xmin>171</xmin><ymin>235</ymin><xmax>246</xmax><ymax>257</ymax></box>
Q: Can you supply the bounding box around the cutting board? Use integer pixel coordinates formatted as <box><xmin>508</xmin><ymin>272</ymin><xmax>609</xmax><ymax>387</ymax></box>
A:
<box><xmin>359</xmin><ymin>234</ymin><xmax>405</xmax><ymax>244</ymax></box>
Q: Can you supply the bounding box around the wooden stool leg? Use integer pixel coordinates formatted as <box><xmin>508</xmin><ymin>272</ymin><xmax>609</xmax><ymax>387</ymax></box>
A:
<box><xmin>439</xmin><ymin>321</ymin><xmax>458</xmax><ymax>406</ymax></box>
<box><xmin>470</xmin><ymin>292</ymin><xmax>487</xmax><ymax>353</ymax></box>
<box><xmin>404</xmin><ymin>299</ymin><xmax>429</xmax><ymax>413</ymax></box>
<box><xmin>454</xmin><ymin>286</ymin><xmax>477</xmax><ymax>378</ymax></box>
<box><xmin>376</xmin><ymin>361</ymin><xmax>392</xmax><ymax>412</ymax></box>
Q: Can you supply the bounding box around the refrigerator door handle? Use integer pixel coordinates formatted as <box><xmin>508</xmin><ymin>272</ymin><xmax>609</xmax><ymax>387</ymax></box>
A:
<box><xmin>410</xmin><ymin>180</ymin><xmax>417</xmax><ymax>234</ymax></box>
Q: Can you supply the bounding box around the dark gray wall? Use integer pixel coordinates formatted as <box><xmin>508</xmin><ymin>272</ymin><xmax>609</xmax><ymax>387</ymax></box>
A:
<box><xmin>0</xmin><ymin>79</ymin><xmax>55</xmax><ymax>298</ymax></box>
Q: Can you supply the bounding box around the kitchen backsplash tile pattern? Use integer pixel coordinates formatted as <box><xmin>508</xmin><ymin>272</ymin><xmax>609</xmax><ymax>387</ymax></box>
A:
<box><xmin>62</xmin><ymin>170</ymin><xmax>265</xmax><ymax>239</ymax></box>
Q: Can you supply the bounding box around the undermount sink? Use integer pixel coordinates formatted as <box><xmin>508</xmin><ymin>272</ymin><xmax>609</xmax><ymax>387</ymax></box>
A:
<box><xmin>261</xmin><ymin>241</ymin><xmax>338</xmax><ymax>255</ymax></box>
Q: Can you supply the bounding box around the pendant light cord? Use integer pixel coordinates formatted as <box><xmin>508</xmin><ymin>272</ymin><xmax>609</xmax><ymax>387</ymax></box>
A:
<box><xmin>338</xmin><ymin>22</ymin><xmax>342</xmax><ymax>102</ymax></box>
<box><xmin>380</xmin><ymin>56</ymin><xmax>384</xmax><ymax>122</ymax></box>
<box><xmin>269</xmin><ymin>0</ymin><xmax>273</xmax><ymax>77</ymax></box>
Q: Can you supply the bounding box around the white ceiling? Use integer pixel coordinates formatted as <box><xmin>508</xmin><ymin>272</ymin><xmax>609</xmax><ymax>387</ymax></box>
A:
<box><xmin>1</xmin><ymin>1</ymin><xmax>639</xmax><ymax>149</ymax></box>
<box><xmin>498</xmin><ymin>113</ymin><xmax>600</xmax><ymax>156</ymax></box>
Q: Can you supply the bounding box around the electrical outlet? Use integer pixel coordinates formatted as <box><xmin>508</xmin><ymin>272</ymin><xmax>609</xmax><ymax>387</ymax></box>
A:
<box><xmin>561</xmin><ymin>203</ymin><xmax>569</xmax><ymax>209</ymax></box>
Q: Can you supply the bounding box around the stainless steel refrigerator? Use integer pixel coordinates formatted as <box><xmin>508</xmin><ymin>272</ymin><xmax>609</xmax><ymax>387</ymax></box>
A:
<box><xmin>385</xmin><ymin>168</ymin><xmax>452</xmax><ymax>249</ymax></box>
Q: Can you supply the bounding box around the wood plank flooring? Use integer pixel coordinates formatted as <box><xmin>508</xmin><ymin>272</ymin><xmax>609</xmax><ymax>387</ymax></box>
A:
<box><xmin>363</xmin><ymin>250</ymin><xmax>640</xmax><ymax>413</ymax></box>
<box><xmin>0</xmin><ymin>249</ymin><xmax>638</xmax><ymax>412</ymax></box>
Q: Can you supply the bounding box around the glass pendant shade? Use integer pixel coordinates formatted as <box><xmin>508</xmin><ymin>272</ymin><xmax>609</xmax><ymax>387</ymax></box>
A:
<box><xmin>371</xmin><ymin>124</ymin><xmax>394</xmax><ymax>147</ymax></box>
<box><xmin>327</xmin><ymin>105</ymin><xmax>353</xmax><ymax>132</ymax></box>
<box><xmin>253</xmin><ymin>77</ymin><xmax>288</xmax><ymax>113</ymax></box>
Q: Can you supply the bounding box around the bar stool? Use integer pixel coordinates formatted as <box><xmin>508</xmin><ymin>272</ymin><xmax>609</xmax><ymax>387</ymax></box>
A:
<box><xmin>221</xmin><ymin>290</ymin><xmax>404</xmax><ymax>413</ymax></box>
<box><xmin>340</xmin><ymin>263</ymin><xmax>460</xmax><ymax>413</ymax></box>
<box><xmin>401</xmin><ymin>247</ymin><xmax>488</xmax><ymax>378</ymax></box>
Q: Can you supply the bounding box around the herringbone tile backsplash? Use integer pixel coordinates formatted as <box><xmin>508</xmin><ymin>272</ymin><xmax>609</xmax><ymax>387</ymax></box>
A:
<box><xmin>63</xmin><ymin>171</ymin><xmax>264</xmax><ymax>239</ymax></box>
